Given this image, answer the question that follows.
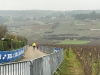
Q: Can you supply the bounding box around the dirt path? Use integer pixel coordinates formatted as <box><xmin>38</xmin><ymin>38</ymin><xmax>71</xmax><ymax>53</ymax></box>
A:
<box><xmin>21</xmin><ymin>46</ymin><xmax>47</xmax><ymax>61</ymax></box>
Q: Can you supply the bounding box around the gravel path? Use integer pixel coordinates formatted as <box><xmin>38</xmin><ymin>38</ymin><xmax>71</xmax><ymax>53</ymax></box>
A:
<box><xmin>20</xmin><ymin>46</ymin><xmax>47</xmax><ymax>61</ymax></box>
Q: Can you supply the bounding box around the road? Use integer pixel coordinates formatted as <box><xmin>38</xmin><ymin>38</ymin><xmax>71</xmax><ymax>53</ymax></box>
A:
<box><xmin>20</xmin><ymin>46</ymin><xmax>47</xmax><ymax>61</ymax></box>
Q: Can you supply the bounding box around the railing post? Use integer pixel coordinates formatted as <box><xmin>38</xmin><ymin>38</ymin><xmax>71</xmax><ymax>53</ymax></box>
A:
<box><xmin>30</xmin><ymin>61</ymin><xmax>33</xmax><ymax>75</ymax></box>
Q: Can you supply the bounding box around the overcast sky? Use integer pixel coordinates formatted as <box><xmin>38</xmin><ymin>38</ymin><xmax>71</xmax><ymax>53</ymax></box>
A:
<box><xmin>0</xmin><ymin>0</ymin><xmax>100</xmax><ymax>10</ymax></box>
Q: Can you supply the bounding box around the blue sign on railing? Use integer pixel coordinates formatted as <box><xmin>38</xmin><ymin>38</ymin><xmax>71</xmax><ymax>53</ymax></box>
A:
<box><xmin>0</xmin><ymin>48</ymin><xmax>24</xmax><ymax>63</ymax></box>
<box><xmin>54</xmin><ymin>48</ymin><xmax>62</xmax><ymax>52</ymax></box>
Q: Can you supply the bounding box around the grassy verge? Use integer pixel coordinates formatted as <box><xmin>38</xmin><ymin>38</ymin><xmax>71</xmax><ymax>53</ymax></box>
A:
<box><xmin>53</xmin><ymin>48</ymin><xmax>83</xmax><ymax>75</ymax></box>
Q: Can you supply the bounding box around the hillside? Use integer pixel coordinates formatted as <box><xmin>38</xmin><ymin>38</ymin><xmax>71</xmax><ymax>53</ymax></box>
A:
<box><xmin>0</xmin><ymin>10</ymin><xmax>99</xmax><ymax>44</ymax></box>
<box><xmin>5</xmin><ymin>19</ymin><xmax>100</xmax><ymax>44</ymax></box>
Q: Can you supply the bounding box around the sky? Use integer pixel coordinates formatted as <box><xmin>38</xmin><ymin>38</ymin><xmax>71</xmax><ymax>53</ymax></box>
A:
<box><xmin>0</xmin><ymin>0</ymin><xmax>100</xmax><ymax>10</ymax></box>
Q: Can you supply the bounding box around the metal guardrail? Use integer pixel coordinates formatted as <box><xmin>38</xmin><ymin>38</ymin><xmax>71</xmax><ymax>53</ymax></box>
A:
<box><xmin>0</xmin><ymin>46</ymin><xmax>64</xmax><ymax>75</ymax></box>
<box><xmin>23</xmin><ymin>45</ymin><xmax>28</xmax><ymax>51</ymax></box>
<box><xmin>0</xmin><ymin>61</ymin><xmax>31</xmax><ymax>75</ymax></box>
<box><xmin>50</xmin><ymin>50</ymin><xmax>64</xmax><ymax>74</ymax></box>
<box><xmin>39</xmin><ymin>45</ymin><xmax>54</xmax><ymax>53</ymax></box>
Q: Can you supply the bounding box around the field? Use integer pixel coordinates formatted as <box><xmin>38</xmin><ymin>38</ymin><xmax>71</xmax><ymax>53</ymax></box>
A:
<box><xmin>56</xmin><ymin>40</ymin><xmax>90</xmax><ymax>44</ymax></box>
<box><xmin>5</xmin><ymin>18</ymin><xmax>100</xmax><ymax>44</ymax></box>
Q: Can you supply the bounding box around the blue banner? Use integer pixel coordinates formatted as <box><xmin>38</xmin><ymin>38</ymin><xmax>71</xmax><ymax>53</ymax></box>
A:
<box><xmin>0</xmin><ymin>48</ymin><xmax>24</xmax><ymax>63</ymax></box>
<box><xmin>54</xmin><ymin>48</ymin><xmax>62</xmax><ymax>52</ymax></box>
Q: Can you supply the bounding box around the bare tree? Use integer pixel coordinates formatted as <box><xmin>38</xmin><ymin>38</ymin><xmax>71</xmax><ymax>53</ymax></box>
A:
<box><xmin>0</xmin><ymin>25</ymin><xmax>8</xmax><ymax>39</ymax></box>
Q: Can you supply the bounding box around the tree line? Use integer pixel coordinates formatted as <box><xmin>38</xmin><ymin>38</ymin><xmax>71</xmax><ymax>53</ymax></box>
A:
<box><xmin>74</xmin><ymin>11</ymin><xmax>100</xmax><ymax>20</ymax></box>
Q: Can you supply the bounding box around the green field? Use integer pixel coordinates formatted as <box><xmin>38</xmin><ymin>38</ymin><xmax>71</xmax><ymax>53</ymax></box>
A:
<box><xmin>56</xmin><ymin>40</ymin><xmax>90</xmax><ymax>44</ymax></box>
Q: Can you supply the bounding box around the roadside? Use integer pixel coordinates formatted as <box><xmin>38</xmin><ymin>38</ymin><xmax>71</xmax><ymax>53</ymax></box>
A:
<box><xmin>20</xmin><ymin>46</ymin><xmax>47</xmax><ymax>61</ymax></box>
<box><xmin>53</xmin><ymin>49</ymin><xmax>83</xmax><ymax>75</ymax></box>
<box><xmin>68</xmin><ymin>49</ymin><xmax>83</xmax><ymax>75</ymax></box>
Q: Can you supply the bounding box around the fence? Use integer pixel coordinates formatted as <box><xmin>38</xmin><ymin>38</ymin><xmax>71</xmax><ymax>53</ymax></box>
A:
<box><xmin>0</xmin><ymin>45</ymin><xmax>28</xmax><ymax>63</ymax></box>
<box><xmin>0</xmin><ymin>61</ymin><xmax>31</xmax><ymax>75</ymax></box>
<box><xmin>0</xmin><ymin>46</ymin><xmax>64</xmax><ymax>75</ymax></box>
<box><xmin>39</xmin><ymin>45</ymin><xmax>54</xmax><ymax>53</ymax></box>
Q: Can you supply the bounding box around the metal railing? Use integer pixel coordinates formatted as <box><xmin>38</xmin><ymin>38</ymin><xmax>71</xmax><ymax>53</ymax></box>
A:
<box><xmin>0</xmin><ymin>46</ymin><xmax>64</xmax><ymax>75</ymax></box>
<box><xmin>39</xmin><ymin>45</ymin><xmax>54</xmax><ymax>54</ymax></box>
<box><xmin>0</xmin><ymin>61</ymin><xmax>31</xmax><ymax>75</ymax></box>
